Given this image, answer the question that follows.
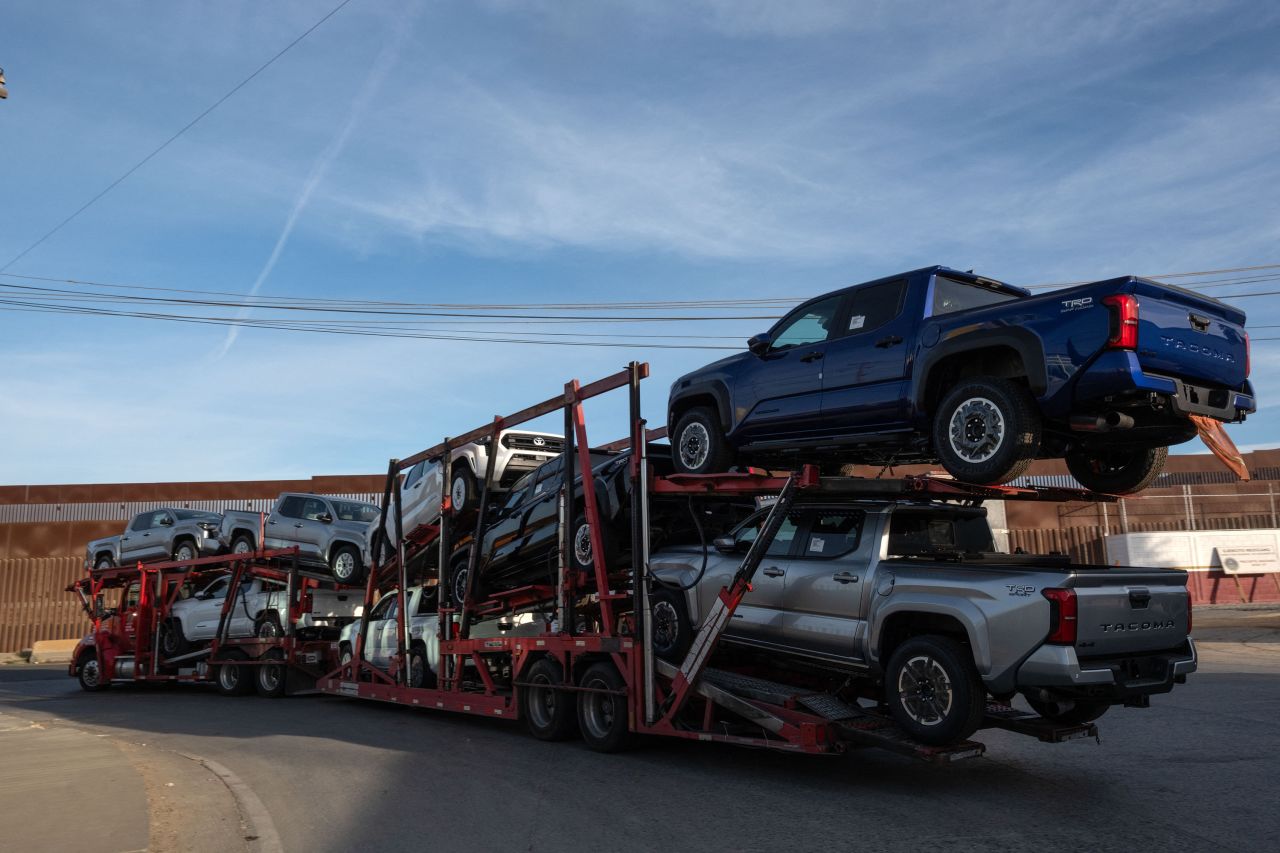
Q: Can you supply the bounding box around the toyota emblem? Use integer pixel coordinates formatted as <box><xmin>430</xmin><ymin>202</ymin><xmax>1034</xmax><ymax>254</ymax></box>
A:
<box><xmin>532</xmin><ymin>436</ymin><xmax>546</xmax><ymax>447</ymax></box>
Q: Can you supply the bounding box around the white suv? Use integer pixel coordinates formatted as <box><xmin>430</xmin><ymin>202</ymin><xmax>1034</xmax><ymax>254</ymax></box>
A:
<box><xmin>374</xmin><ymin>430</ymin><xmax>563</xmax><ymax>549</ymax></box>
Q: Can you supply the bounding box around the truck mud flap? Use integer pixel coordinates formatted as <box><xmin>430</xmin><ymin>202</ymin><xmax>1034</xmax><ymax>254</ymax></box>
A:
<box><xmin>983</xmin><ymin>703</ymin><xmax>1098</xmax><ymax>743</ymax></box>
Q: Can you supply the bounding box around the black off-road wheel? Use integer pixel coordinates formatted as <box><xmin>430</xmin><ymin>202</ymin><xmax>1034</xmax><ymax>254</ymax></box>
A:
<box><xmin>449</xmin><ymin>550</ymin><xmax>474</xmax><ymax>607</ymax></box>
<box><xmin>159</xmin><ymin>619</ymin><xmax>190</xmax><ymax>659</ymax></box>
<box><xmin>577</xmin><ymin>662</ymin><xmax>633</xmax><ymax>753</ymax></box>
<box><xmin>933</xmin><ymin>377</ymin><xmax>1041</xmax><ymax>485</ymax></box>
<box><xmin>521</xmin><ymin>657</ymin><xmax>578</xmax><ymax>741</ymax></box>
<box><xmin>77</xmin><ymin>651</ymin><xmax>108</xmax><ymax>692</ymax></box>
<box><xmin>1024</xmin><ymin>693</ymin><xmax>1110</xmax><ymax>725</ymax></box>
<box><xmin>672</xmin><ymin>406</ymin><xmax>735</xmax><ymax>475</ymax></box>
<box><xmin>885</xmin><ymin>635</ymin><xmax>987</xmax><ymax>746</ymax></box>
<box><xmin>330</xmin><ymin>545</ymin><xmax>364</xmax><ymax>586</ymax></box>
<box><xmin>649</xmin><ymin>585</ymin><xmax>693</xmax><ymax>662</ymax></box>
<box><xmin>408</xmin><ymin>642</ymin><xmax>436</xmax><ymax>689</ymax></box>
<box><xmin>215</xmin><ymin>649</ymin><xmax>255</xmax><ymax>697</ymax></box>
<box><xmin>1065</xmin><ymin>445</ymin><xmax>1167</xmax><ymax>494</ymax></box>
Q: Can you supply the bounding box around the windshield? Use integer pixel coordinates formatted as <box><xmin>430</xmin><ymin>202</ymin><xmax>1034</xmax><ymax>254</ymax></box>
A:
<box><xmin>333</xmin><ymin>501</ymin><xmax>381</xmax><ymax>523</ymax></box>
<box><xmin>931</xmin><ymin>276</ymin><xmax>1019</xmax><ymax>317</ymax></box>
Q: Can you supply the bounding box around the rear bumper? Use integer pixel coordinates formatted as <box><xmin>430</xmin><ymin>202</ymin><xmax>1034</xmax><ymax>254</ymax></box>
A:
<box><xmin>1015</xmin><ymin>638</ymin><xmax>1197</xmax><ymax>700</ymax></box>
<box><xmin>1073</xmin><ymin>351</ymin><xmax>1254</xmax><ymax>421</ymax></box>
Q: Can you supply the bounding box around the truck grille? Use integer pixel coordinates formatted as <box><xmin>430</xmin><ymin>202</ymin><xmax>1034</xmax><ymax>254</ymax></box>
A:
<box><xmin>502</xmin><ymin>434</ymin><xmax>564</xmax><ymax>453</ymax></box>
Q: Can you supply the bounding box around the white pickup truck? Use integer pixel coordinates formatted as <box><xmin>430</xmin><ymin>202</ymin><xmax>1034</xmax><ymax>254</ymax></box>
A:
<box><xmin>159</xmin><ymin>575</ymin><xmax>362</xmax><ymax>658</ymax></box>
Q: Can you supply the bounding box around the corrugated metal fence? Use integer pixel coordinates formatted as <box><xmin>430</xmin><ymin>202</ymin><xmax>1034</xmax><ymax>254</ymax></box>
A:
<box><xmin>0</xmin><ymin>557</ymin><xmax>86</xmax><ymax>653</ymax></box>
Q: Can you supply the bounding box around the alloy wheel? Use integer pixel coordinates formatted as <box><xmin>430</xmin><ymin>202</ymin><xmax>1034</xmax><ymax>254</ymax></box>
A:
<box><xmin>896</xmin><ymin>654</ymin><xmax>955</xmax><ymax>726</ymax></box>
<box><xmin>678</xmin><ymin>422</ymin><xmax>710</xmax><ymax>471</ymax></box>
<box><xmin>947</xmin><ymin>397</ymin><xmax>1005</xmax><ymax>464</ymax></box>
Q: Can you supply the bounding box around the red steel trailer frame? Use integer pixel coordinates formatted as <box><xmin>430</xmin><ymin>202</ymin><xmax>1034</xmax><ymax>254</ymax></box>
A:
<box><xmin>312</xmin><ymin>362</ymin><xmax>1116</xmax><ymax>761</ymax></box>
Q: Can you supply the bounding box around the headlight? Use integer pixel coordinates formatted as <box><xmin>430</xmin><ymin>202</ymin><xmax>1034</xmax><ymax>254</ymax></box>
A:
<box><xmin>198</xmin><ymin>522</ymin><xmax>220</xmax><ymax>532</ymax></box>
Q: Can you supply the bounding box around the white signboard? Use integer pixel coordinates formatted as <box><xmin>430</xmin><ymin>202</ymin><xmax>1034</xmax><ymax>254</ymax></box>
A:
<box><xmin>1106</xmin><ymin>529</ymin><xmax>1280</xmax><ymax>574</ymax></box>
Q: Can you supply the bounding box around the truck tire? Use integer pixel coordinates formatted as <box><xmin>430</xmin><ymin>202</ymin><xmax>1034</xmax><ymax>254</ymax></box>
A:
<box><xmin>256</xmin><ymin>649</ymin><xmax>287</xmax><ymax>698</ymax></box>
<box><xmin>885</xmin><ymin>635</ymin><xmax>987</xmax><ymax>746</ymax></box>
<box><xmin>933</xmin><ymin>377</ymin><xmax>1041</xmax><ymax>485</ymax></box>
<box><xmin>173</xmin><ymin>540</ymin><xmax>198</xmax><ymax>563</ymax></box>
<box><xmin>649</xmin><ymin>585</ymin><xmax>693</xmax><ymax>662</ymax></box>
<box><xmin>76</xmin><ymin>651</ymin><xmax>108</xmax><ymax>692</ymax></box>
<box><xmin>449</xmin><ymin>549</ymin><xmax>474</xmax><ymax>607</ymax></box>
<box><xmin>230</xmin><ymin>534</ymin><xmax>255</xmax><ymax>556</ymax></box>
<box><xmin>409</xmin><ymin>642</ymin><xmax>436</xmax><ymax>689</ymax></box>
<box><xmin>522</xmin><ymin>658</ymin><xmax>578</xmax><ymax>741</ymax></box>
<box><xmin>159</xmin><ymin>619</ymin><xmax>190</xmax><ymax>659</ymax></box>
<box><xmin>339</xmin><ymin>643</ymin><xmax>354</xmax><ymax>669</ymax></box>
<box><xmin>672</xmin><ymin>406</ymin><xmax>734</xmax><ymax>475</ymax></box>
<box><xmin>94</xmin><ymin>555</ymin><xmax>114</xmax><ymax>571</ymax></box>
<box><xmin>1065</xmin><ymin>445</ymin><xmax>1167</xmax><ymax>494</ymax></box>
<box><xmin>255</xmin><ymin>612</ymin><xmax>283</xmax><ymax>639</ymax></box>
<box><xmin>572</xmin><ymin>520</ymin><xmax>618</xmax><ymax>572</ymax></box>
<box><xmin>330</xmin><ymin>545</ymin><xmax>364</xmax><ymax>586</ymax></box>
<box><xmin>577</xmin><ymin>662</ymin><xmax>633</xmax><ymax>753</ymax></box>
<box><xmin>215</xmin><ymin>649</ymin><xmax>254</xmax><ymax>697</ymax></box>
<box><xmin>451</xmin><ymin>466</ymin><xmax>477</xmax><ymax>513</ymax></box>
<box><xmin>1024</xmin><ymin>693</ymin><xmax>1110</xmax><ymax>725</ymax></box>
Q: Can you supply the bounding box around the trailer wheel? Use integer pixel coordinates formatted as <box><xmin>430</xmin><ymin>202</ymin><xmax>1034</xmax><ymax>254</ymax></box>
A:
<box><xmin>230</xmin><ymin>534</ymin><xmax>255</xmax><ymax>556</ymax></box>
<box><xmin>933</xmin><ymin>377</ymin><xmax>1040</xmax><ymax>485</ymax></box>
<box><xmin>256</xmin><ymin>649</ymin><xmax>287</xmax><ymax>698</ymax></box>
<box><xmin>672</xmin><ymin>406</ymin><xmax>734</xmax><ymax>475</ymax></box>
<box><xmin>76</xmin><ymin>651</ymin><xmax>108</xmax><ymax>692</ymax></box>
<box><xmin>330</xmin><ymin>545</ymin><xmax>364</xmax><ymax>586</ymax></box>
<box><xmin>577</xmin><ymin>662</ymin><xmax>633</xmax><ymax>753</ymax></box>
<box><xmin>885</xmin><ymin>635</ymin><xmax>986</xmax><ymax>746</ymax></box>
<box><xmin>215</xmin><ymin>650</ymin><xmax>254</xmax><ymax>697</ymax></box>
<box><xmin>1024</xmin><ymin>693</ymin><xmax>1110</xmax><ymax>725</ymax></box>
<box><xmin>649</xmin><ymin>586</ymin><xmax>692</xmax><ymax>662</ymax></box>
<box><xmin>1065</xmin><ymin>445</ymin><xmax>1167</xmax><ymax>494</ymax></box>
<box><xmin>451</xmin><ymin>465</ymin><xmax>477</xmax><ymax>513</ymax></box>
<box><xmin>521</xmin><ymin>658</ymin><xmax>578</xmax><ymax>741</ymax></box>
<box><xmin>159</xmin><ymin>619</ymin><xmax>190</xmax><ymax>659</ymax></box>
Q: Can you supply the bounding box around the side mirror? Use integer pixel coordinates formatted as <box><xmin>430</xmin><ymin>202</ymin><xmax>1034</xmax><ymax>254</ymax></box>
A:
<box><xmin>713</xmin><ymin>535</ymin><xmax>737</xmax><ymax>554</ymax></box>
<box><xmin>317</xmin><ymin>513</ymin><xmax>333</xmax><ymax>524</ymax></box>
<box><xmin>159</xmin><ymin>516</ymin><xmax>174</xmax><ymax>526</ymax></box>
<box><xmin>747</xmin><ymin>333</ymin><xmax>772</xmax><ymax>356</ymax></box>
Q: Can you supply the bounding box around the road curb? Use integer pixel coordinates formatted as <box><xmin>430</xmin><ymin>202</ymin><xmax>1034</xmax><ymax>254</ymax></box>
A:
<box><xmin>179</xmin><ymin>752</ymin><xmax>283</xmax><ymax>853</ymax></box>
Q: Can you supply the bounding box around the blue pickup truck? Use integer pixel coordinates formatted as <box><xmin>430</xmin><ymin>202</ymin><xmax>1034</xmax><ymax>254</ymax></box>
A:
<box><xmin>667</xmin><ymin>265</ymin><xmax>1254</xmax><ymax>493</ymax></box>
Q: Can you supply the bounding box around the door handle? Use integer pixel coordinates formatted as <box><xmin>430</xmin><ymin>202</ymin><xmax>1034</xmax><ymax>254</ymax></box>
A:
<box><xmin>799</xmin><ymin>351</ymin><xmax>824</xmax><ymax>363</ymax></box>
<box><xmin>762</xmin><ymin>566</ymin><xmax>785</xmax><ymax>578</ymax></box>
<box><xmin>832</xmin><ymin>572</ymin><xmax>858</xmax><ymax>584</ymax></box>
<box><xmin>295</xmin><ymin>523</ymin><xmax>304</xmax><ymax>528</ymax></box>
<box><xmin>268</xmin><ymin>520</ymin><xmax>277</xmax><ymax>525</ymax></box>
<box><xmin>875</xmin><ymin>335</ymin><xmax>903</xmax><ymax>348</ymax></box>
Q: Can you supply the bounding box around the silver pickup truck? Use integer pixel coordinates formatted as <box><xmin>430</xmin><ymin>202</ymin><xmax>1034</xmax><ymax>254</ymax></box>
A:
<box><xmin>218</xmin><ymin>493</ymin><xmax>381</xmax><ymax>585</ymax></box>
<box><xmin>649</xmin><ymin>500</ymin><xmax>1195</xmax><ymax>745</ymax></box>
<box><xmin>86</xmin><ymin>508</ymin><xmax>224</xmax><ymax>570</ymax></box>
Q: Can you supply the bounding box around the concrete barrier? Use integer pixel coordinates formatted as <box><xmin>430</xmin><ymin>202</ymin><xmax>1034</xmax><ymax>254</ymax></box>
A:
<box><xmin>29</xmin><ymin>639</ymin><xmax>79</xmax><ymax>664</ymax></box>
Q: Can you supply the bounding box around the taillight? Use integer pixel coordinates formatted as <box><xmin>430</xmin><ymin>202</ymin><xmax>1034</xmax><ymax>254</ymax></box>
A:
<box><xmin>1102</xmin><ymin>294</ymin><xmax>1139</xmax><ymax>349</ymax></box>
<box><xmin>1186</xmin><ymin>591</ymin><xmax>1193</xmax><ymax>635</ymax></box>
<box><xmin>1043</xmin><ymin>587</ymin><xmax>1077</xmax><ymax>644</ymax></box>
<box><xmin>1244</xmin><ymin>331</ymin><xmax>1251</xmax><ymax>378</ymax></box>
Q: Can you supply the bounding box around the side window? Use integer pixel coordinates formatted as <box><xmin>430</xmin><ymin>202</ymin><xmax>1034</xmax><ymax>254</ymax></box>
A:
<box><xmin>276</xmin><ymin>496</ymin><xmax>304</xmax><ymax>519</ymax></box>
<box><xmin>415</xmin><ymin>588</ymin><xmax>435</xmax><ymax>616</ymax></box>
<box><xmin>503</xmin><ymin>471</ymin><xmax>535</xmax><ymax>511</ymax></box>
<box><xmin>769</xmin><ymin>295</ymin><xmax>843</xmax><ymax>352</ymax></box>
<box><xmin>130</xmin><ymin>512</ymin><xmax>154</xmax><ymax>532</ymax></box>
<box><xmin>371</xmin><ymin>593</ymin><xmax>397</xmax><ymax>622</ymax></box>
<box><xmin>799</xmin><ymin>511</ymin><xmax>865</xmax><ymax>559</ymax></box>
<box><xmin>532</xmin><ymin>458</ymin><xmax>563</xmax><ymax>499</ymax></box>
<box><xmin>203</xmin><ymin>578</ymin><xmax>229</xmax><ymax>600</ymax></box>
<box><xmin>843</xmin><ymin>280</ymin><xmax>905</xmax><ymax>335</ymax></box>
<box><xmin>151</xmin><ymin>511</ymin><xmax>173</xmax><ymax>529</ymax></box>
<box><xmin>301</xmin><ymin>498</ymin><xmax>329</xmax><ymax>520</ymax></box>
<box><xmin>404</xmin><ymin>461</ymin><xmax>426</xmax><ymax>490</ymax></box>
<box><xmin>124</xmin><ymin>583</ymin><xmax>140</xmax><ymax>608</ymax></box>
<box><xmin>735</xmin><ymin>512</ymin><xmax>800</xmax><ymax>557</ymax></box>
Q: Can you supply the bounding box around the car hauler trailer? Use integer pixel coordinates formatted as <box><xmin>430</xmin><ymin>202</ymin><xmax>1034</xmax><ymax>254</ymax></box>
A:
<box><xmin>66</xmin><ymin>363</ymin><xmax>1128</xmax><ymax>761</ymax></box>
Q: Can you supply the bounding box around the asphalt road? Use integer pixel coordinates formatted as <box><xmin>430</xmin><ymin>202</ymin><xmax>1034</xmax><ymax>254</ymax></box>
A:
<box><xmin>1</xmin><ymin>634</ymin><xmax>1277</xmax><ymax>853</ymax></box>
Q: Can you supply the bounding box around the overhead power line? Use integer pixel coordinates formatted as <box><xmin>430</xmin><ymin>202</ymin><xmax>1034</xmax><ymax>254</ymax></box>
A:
<box><xmin>0</xmin><ymin>0</ymin><xmax>356</xmax><ymax>273</ymax></box>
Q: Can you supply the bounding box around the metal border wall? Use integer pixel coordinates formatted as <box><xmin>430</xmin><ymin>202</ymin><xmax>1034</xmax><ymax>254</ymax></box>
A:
<box><xmin>0</xmin><ymin>557</ymin><xmax>84</xmax><ymax>652</ymax></box>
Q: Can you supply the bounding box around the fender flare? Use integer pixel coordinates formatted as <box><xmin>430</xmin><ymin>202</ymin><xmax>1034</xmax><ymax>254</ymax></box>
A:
<box><xmin>912</xmin><ymin>329</ymin><xmax>1048</xmax><ymax>412</ymax></box>
<box><xmin>325</xmin><ymin>538</ymin><xmax>365</xmax><ymax>565</ymax></box>
<box><xmin>668</xmin><ymin>379</ymin><xmax>734</xmax><ymax>434</ymax></box>
<box><xmin>868</xmin><ymin>598</ymin><xmax>993</xmax><ymax>678</ymax></box>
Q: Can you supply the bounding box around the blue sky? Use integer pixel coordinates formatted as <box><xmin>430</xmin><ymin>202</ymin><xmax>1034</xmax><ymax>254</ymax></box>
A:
<box><xmin>2</xmin><ymin>0</ymin><xmax>1279</xmax><ymax>484</ymax></box>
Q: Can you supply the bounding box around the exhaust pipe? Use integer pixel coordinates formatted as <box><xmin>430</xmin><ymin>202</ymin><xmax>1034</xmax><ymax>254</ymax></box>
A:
<box><xmin>1069</xmin><ymin>411</ymin><xmax>1135</xmax><ymax>432</ymax></box>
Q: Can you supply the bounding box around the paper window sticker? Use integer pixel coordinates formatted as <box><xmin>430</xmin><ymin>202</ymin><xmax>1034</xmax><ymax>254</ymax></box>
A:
<box><xmin>534</xmin><ymin>482</ymin><xmax>544</xmax><ymax>495</ymax></box>
<box><xmin>809</xmin><ymin>537</ymin><xmax>825</xmax><ymax>553</ymax></box>
<box><xmin>848</xmin><ymin>315</ymin><xmax>866</xmax><ymax>330</ymax></box>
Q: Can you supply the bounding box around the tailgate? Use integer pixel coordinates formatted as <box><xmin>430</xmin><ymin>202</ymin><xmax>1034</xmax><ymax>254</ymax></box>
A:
<box><xmin>1071</xmin><ymin>569</ymin><xmax>1190</xmax><ymax>657</ymax></box>
<box><xmin>1129</xmin><ymin>280</ymin><xmax>1248</xmax><ymax>388</ymax></box>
